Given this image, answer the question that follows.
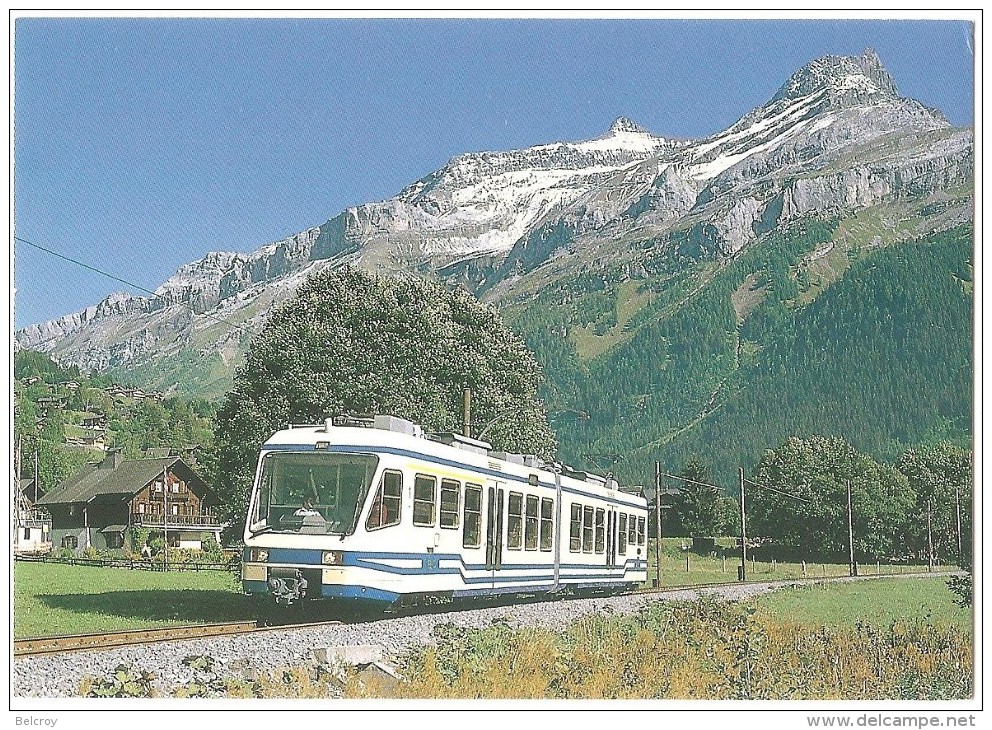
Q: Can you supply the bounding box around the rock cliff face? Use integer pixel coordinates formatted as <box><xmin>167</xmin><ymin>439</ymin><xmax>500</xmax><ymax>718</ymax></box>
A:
<box><xmin>15</xmin><ymin>49</ymin><xmax>974</xmax><ymax>394</ymax></box>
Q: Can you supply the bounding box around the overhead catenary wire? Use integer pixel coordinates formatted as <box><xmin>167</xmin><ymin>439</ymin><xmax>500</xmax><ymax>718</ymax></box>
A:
<box><xmin>742</xmin><ymin>477</ymin><xmax>815</xmax><ymax>504</ymax></box>
<box><xmin>14</xmin><ymin>234</ymin><xmax>249</xmax><ymax>335</ymax></box>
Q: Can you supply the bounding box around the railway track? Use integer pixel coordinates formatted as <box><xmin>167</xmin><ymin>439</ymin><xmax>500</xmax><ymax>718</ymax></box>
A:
<box><xmin>13</xmin><ymin>619</ymin><xmax>343</xmax><ymax>658</ymax></box>
<box><xmin>14</xmin><ymin>571</ymin><xmax>951</xmax><ymax>658</ymax></box>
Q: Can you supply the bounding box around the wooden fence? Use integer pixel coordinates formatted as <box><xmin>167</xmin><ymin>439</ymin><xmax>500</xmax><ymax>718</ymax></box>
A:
<box><xmin>14</xmin><ymin>553</ymin><xmax>237</xmax><ymax>572</ymax></box>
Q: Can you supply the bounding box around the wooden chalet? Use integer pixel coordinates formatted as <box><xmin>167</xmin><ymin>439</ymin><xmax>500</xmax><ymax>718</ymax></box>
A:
<box><xmin>37</xmin><ymin>450</ymin><xmax>226</xmax><ymax>552</ymax></box>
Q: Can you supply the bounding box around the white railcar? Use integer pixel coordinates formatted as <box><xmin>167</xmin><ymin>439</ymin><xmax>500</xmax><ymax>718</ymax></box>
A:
<box><xmin>241</xmin><ymin>415</ymin><xmax>648</xmax><ymax>612</ymax></box>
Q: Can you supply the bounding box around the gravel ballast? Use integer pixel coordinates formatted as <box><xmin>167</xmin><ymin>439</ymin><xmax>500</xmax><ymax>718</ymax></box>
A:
<box><xmin>9</xmin><ymin>577</ymin><xmax>911</xmax><ymax>698</ymax></box>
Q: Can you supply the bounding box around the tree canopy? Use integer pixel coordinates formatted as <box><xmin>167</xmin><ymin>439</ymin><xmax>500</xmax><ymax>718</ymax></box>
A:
<box><xmin>211</xmin><ymin>266</ymin><xmax>557</xmax><ymax>527</ymax></box>
<box><xmin>896</xmin><ymin>442</ymin><xmax>973</xmax><ymax>566</ymax></box>
<box><xmin>669</xmin><ymin>457</ymin><xmax>734</xmax><ymax>538</ymax></box>
<box><xmin>747</xmin><ymin>436</ymin><xmax>916</xmax><ymax>560</ymax></box>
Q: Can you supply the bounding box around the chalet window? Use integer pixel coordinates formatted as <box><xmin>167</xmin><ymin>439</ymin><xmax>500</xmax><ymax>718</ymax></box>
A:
<box><xmin>23</xmin><ymin>528</ymin><xmax>30</xmax><ymax>540</ymax></box>
<box><xmin>106</xmin><ymin>532</ymin><xmax>124</xmax><ymax>549</ymax></box>
<box><xmin>507</xmin><ymin>492</ymin><xmax>523</xmax><ymax>550</ymax></box>
<box><xmin>524</xmin><ymin>495</ymin><xmax>539</xmax><ymax>551</ymax></box>
<box><xmin>463</xmin><ymin>484</ymin><xmax>482</xmax><ymax>548</ymax></box>
<box><xmin>440</xmin><ymin>479</ymin><xmax>460</xmax><ymax>529</ymax></box>
<box><xmin>413</xmin><ymin>474</ymin><xmax>436</xmax><ymax>527</ymax></box>
<box><xmin>569</xmin><ymin>504</ymin><xmax>581</xmax><ymax>552</ymax></box>
<box><xmin>594</xmin><ymin>508</ymin><xmax>605</xmax><ymax>554</ymax></box>
<box><xmin>582</xmin><ymin>506</ymin><xmax>594</xmax><ymax>553</ymax></box>
<box><xmin>62</xmin><ymin>535</ymin><xmax>77</xmax><ymax>549</ymax></box>
<box><xmin>138</xmin><ymin>503</ymin><xmax>145</xmax><ymax>514</ymax></box>
<box><xmin>618</xmin><ymin>513</ymin><xmax>628</xmax><ymax>555</ymax></box>
<box><xmin>366</xmin><ymin>470</ymin><xmax>402</xmax><ymax>531</ymax></box>
<box><xmin>539</xmin><ymin>497</ymin><xmax>554</xmax><ymax>551</ymax></box>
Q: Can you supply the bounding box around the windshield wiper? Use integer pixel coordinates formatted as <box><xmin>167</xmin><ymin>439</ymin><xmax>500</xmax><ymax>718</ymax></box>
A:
<box><xmin>251</xmin><ymin>524</ymin><xmax>274</xmax><ymax>536</ymax></box>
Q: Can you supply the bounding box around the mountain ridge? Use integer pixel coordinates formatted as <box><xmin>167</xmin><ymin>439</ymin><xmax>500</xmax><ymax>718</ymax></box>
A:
<box><xmin>15</xmin><ymin>49</ymin><xmax>974</xmax><ymax>404</ymax></box>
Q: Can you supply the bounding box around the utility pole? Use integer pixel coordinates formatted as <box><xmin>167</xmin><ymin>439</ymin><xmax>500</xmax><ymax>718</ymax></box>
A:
<box><xmin>163</xmin><ymin>466</ymin><xmax>169</xmax><ymax>571</ymax></box>
<box><xmin>14</xmin><ymin>438</ymin><xmax>21</xmax><ymax>540</ymax></box>
<box><xmin>926</xmin><ymin>498</ymin><xmax>934</xmax><ymax>572</ymax></box>
<box><xmin>846</xmin><ymin>479</ymin><xmax>857</xmax><ymax>577</ymax></box>
<box><xmin>654</xmin><ymin>461</ymin><xmax>662</xmax><ymax>588</ymax></box>
<box><xmin>738</xmin><ymin>467</ymin><xmax>747</xmax><ymax>582</ymax></box>
<box><xmin>955</xmin><ymin>482</ymin><xmax>963</xmax><ymax>562</ymax></box>
<box><xmin>462</xmin><ymin>387</ymin><xmax>472</xmax><ymax>438</ymax></box>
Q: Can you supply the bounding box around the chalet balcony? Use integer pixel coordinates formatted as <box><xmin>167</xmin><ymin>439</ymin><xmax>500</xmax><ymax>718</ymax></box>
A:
<box><xmin>19</xmin><ymin>510</ymin><xmax>52</xmax><ymax>528</ymax></box>
<box><xmin>131</xmin><ymin>512</ymin><xmax>225</xmax><ymax>528</ymax></box>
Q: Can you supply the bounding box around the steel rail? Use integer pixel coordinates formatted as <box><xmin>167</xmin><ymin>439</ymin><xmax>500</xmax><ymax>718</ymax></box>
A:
<box><xmin>14</xmin><ymin>619</ymin><xmax>342</xmax><ymax>658</ymax></box>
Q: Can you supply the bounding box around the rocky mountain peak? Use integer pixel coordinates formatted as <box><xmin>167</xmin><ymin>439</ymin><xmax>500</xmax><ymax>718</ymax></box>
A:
<box><xmin>15</xmin><ymin>48</ymin><xmax>972</xmax><ymax>393</ymax></box>
<box><xmin>771</xmin><ymin>48</ymin><xmax>899</xmax><ymax>103</ymax></box>
<box><xmin>608</xmin><ymin>116</ymin><xmax>649</xmax><ymax>135</ymax></box>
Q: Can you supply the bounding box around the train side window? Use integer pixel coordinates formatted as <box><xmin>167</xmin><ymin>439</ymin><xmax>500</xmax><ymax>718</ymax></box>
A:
<box><xmin>628</xmin><ymin>514</ymin><xmax>637</xmax><ymax>546</ymax></box>
<box><xmin>569</xmin><ymin>504</ymin><xmax>581</xmax><ymax>553</ymax></box>
<box><xmin>582</xmin><ymin>506</ymin><xmax>594</xmax><ymax>553</ymax></box>
<box><xmin>594</xmin><ymin>508</ymin><xmax>605</xmax><ymax>554</ymax></box>
<box><xmin>413</xmin><ymin>474</ymin><xmax>437</xmax><ymax>527</ymax></box>
<box><xmin>618</xmin><ymin>512</ymin><xmax>628</xmax><ymax>555</ymax></box>
<box><xmin>637</xmin><ymin>516</ymin><xmax>646</xmax><ymax>546</ymax></box>
<box><xmin>440</xmin><ymin>479</ymin><xmax>461</xmax><ymax>529</ymax></box>
<box><xmin>507</xmin><ymin>492</ymin><xmax>523</xmax><ymax>550</ymax></box>
<box><xmin>366</xmin><ymin>470</ymin><xmax>403</xmax><ymax>531</ymax></box>
<box><xmin>524</xmin><ymin>495</ymin><xmax>539</xmax><ymax>550</ymax></box>
<box><xmin>463</xmin><ymin>484</ymin><xmax>483</xmax><ymax>547</ymax></box>
<box><xmin>540</xmin><ymin>497</ymin><xmax>554</xmax><ymax>551</ymax></box>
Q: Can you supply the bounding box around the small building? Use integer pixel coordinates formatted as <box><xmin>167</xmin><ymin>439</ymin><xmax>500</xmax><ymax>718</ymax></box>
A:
<box><xmin>82</xmin><ymin>413</ymin><xmax>107</xmax><ymax>429</ymax></box>
<box><xmin>37</xmin><ymin>450</ymin><xmax>226</xmax><ymax>552</ymax></box>
<box><xmin>13</xmin><ymin>478</ymin><xmax>52</xmax><ymax>554</ymax></box>
<box><xmin>36</xmin><ymin>395</ymin><xmax>68</xmax><ymax>410</ymax></box>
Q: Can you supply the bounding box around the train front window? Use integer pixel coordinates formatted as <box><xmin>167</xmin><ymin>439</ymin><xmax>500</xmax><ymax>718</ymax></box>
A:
<box><xmin>250</xmin><ymin>452</ymin><xmax>378</xmax><ymax>535</ymax></box>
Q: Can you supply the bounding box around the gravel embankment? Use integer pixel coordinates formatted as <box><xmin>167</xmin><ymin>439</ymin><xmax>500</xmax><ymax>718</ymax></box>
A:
<box><xmin>10</xmin><ymin>576</ymin><xmax>928</xmax><ymax>698</ymax></box>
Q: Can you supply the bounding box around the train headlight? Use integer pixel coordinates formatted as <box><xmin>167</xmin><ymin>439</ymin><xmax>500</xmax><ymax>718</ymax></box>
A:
<box><xmin>322</xmin><ymin>550</ymin><xmax>343</xmax><ymax>565</ymax></box>
<box><xmin>250</xmin><ymin>548</ymin><xmax>269</xmax><ymax>562</ymax></box>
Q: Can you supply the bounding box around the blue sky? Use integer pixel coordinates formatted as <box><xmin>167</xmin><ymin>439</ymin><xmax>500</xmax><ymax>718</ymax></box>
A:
<box><xmin>12</xmin><ymin>15</ymin><xmax>976</xmax><ymax>329</ymax></box>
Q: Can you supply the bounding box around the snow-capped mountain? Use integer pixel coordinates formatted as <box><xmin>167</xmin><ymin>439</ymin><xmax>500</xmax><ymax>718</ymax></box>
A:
<box><xmin>15</xmin><ymin>49</ymin><xmax>973</xmax><ymax>394</ymax></box>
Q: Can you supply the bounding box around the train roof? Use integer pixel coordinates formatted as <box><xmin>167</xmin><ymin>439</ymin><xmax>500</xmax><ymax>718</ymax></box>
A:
<box><xmin>262</xmin><ymin>415</ymin><xmax>646</xmax><ymax>507</ymax></box>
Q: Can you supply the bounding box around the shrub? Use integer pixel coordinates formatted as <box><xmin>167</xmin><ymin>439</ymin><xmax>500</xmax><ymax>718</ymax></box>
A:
<box><xmin>83</xmin><ymin>665</ymin><xmax>157</xmax><ymax>698</ymax></box>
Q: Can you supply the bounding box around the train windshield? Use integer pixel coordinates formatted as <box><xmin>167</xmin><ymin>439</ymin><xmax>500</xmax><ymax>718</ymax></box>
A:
<box><xmin>249</xmin><ymin>452</ymin><xmax>378</xmax><ymax>536</ymax></box>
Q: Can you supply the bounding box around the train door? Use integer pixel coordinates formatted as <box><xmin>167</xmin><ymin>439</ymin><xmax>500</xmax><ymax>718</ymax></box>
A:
<box><xmin>606</xmin><ymin>509</ymin><xmax>617</xmax><ymax>569</ymax></box>
<box><xmin>485</xmin><ymin>483</ymin><xmax>505</xmax><ymax>587</ymax></box>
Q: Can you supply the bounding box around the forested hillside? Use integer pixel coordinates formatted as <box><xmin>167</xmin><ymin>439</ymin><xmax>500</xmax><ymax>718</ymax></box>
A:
<box><xmin>13</xmin><ymin>351</ymin><xmax>216</xmax><ymax>491</ymax></box>
<box><xmin>509</xmin><ymin>223</ymin><xmax>973</xmax><ymax>488</ymax></box>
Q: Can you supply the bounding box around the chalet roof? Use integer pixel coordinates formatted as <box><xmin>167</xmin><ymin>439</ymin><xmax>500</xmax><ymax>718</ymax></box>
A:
<box><xmin>37</xmin><ymin>454</ymin><xmax>206</xmax><ymax>506</ymax></box>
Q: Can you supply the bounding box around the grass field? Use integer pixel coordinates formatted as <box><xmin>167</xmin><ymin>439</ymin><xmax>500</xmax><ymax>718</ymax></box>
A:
<box><xmin>752</xmin><ymin>575</ymin><xmax>972</xmax><ymax>631</ymax></box>
<box><xmin>13</xmin><ymin>562</ymin><xmax>252</xmax><ymax>639</ymax></box>
<box><xmin>645</xmin><ymin>537</ymin><xmax>954</xmax><ymax>588</ymax></box>
<box><xmin>13</xmin><ymin>550</ymin><xmax>961</xmax><ymax>639</ymax></box>
<box><xmin>346</xmin><ymin>577</ymin><xmax>973</xmax><ymax>700</ymax></box>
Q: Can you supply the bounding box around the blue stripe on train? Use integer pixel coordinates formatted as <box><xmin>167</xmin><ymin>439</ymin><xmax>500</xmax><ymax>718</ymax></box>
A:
<box><xmin>247</xmin><ymin>579</ymin><xmax>634</xmax><ymax>604</ymax></box>
<box><xmin>263</xmin><ymin>546</ymin><xmax>645</xmax><ymax>575</ymax></box>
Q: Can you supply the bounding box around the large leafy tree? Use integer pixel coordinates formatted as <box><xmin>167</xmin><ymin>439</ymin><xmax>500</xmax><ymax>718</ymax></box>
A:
<box><xmin>211</xmin><ymin>267</ymin><xmax>557</xmax><ymax>528</ymax></box>
<box><xmin>671</xmin><ymin>457</ymin><xmax>725</xmax><ymax>537</ymax></box>
<box><xmin>747</xmin><ymin>436</ymin><xmax>916</xmax><ymax>560</ymax></box>
<box><xmin>896</xmin><ymin>442</ymin><xmax>973</xmax><ymax>565</ymax></box>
